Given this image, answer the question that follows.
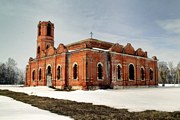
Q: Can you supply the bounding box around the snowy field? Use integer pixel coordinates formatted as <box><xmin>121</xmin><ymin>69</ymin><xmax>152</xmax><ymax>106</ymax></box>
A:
<box><xmin>0</xmin><ymin>96</ymin><xmax>72</xmax><ymax>120</ymax></box>
<box><xmin>0</xmin><ymin>84</ymin><xmax>180</xmax><ymax>112</ymax></box>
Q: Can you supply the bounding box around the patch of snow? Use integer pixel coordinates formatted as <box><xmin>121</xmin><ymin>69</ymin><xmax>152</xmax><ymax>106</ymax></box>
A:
<box><xmin>93</xmin><ymin>47</ymin><xmax>109</xmax><ymax>51</ymax></box>
<box><xmin>158</xmin><ymin>84</ymin><xmax>180</xmax><ymax>87</ymax></box>
<box><xmin>0</xmin><ymin>85</ymin><xmax>180</xmax><ymax>112</ymax></box>
<box><xmin>0</xmin><ymin>95</ymin><xmax>72</xmax><ymax>120</ymax></box>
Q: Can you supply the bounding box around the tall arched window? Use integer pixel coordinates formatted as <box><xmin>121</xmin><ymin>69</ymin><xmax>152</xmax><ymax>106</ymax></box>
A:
<box><xmin>38</xmin><ymin>25</ymin><xmax>41</xmax><ymax>36</ymax></box>
<box><xmin>47</xmin><ymin>23</ymin><xmax>51</xmax><ymax>36</ymax></box>
<box><xmin>47</xmin><ymin>66</ymin><xmax>51</xmax><ymax>75</ymax></box>
<box><xmin>39</xmin><ymin>69</ymin><xmax>42</xmax><ymax>80</ymax></box>
<box><xmin>32</xmin><ymin>70</ymin><xmax>35</xmax><ymax>81</ymax></box>
<box><xmin>73</xmin><ymin>64</ymin><xmax>78</xmax><ymax>79</ymax></box>
<box><xmin>129</xmin><ymin>64</ymin><xmax>134</xmax><ymax>80</ymax></box>
<box><xmin>141</xmin><ymin>68</ymin><xmax>144</xmax><ymax>80</ymax></box>
<box><xmin>97</xmin><ymin>63</ymin><xmax>103</xmax><ymax>79</ymax></box>
<box><xmin>57</xmin><ymin>66</ymin><xmax>61</xmax><ymax>80</ymax></box>
<box><xmin>37</xmin><ymin>46</ymin><xmax>40</xmax><ymax>54</ymax></box>
<box><xmin>117</xmin><ymin>65</ymin><xmax>121</xmax><ymax>80</ymax></box>
<box><xmin>150</xmin><ymin>69</ymin><xmax>153</xmax><ymax>80</ymax></box>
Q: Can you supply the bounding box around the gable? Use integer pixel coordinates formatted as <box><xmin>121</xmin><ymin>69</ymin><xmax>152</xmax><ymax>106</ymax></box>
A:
<box><xmin>136</xmin><ymin>48</ymin><xmax>147</xmax><ymax>57</ymax></box>
<box><xmin>109</xmin><ymin>43</ymin><xmax>123</xmax><ymax>53</ymax></box>
<box><xmin>123</xmin><ymin>43</ymin><xmax>135</xmax><ymax>55</ymax></box>
<box><xmin>46</xmin><ymin>46</ymin><xmax>56</xmax><ymax>56</ymax></box>
<box><xmin>57</xmin><ymin>44</ymin><xmax>68</xmax><ymax>54</ymax></box>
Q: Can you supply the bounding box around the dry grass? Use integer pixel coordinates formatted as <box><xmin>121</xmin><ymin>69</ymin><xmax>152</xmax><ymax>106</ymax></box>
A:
<box><xmin>0</xmin><ymin>89</ymin><xmax>179</xmax><ymax>120</ymax></box>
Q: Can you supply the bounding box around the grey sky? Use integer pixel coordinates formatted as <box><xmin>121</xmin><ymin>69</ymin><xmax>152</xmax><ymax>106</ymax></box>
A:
<box><xmin>0</xmin><ymin>0</ymin><xmax>180</xmax><ymax>69</ymax></box>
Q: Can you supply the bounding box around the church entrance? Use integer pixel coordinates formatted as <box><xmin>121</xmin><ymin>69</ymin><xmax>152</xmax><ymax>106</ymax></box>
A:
<box><xmin>46</xmin><ymin>66</ymin><xmax>52</xmax><ymax>86</ymax></box>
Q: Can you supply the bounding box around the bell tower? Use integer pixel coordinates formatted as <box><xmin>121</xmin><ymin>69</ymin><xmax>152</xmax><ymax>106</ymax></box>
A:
<box><xmin>36</xmin><ymin>21</ymin><xmax>54</xmax><ymax>58</ymax></box>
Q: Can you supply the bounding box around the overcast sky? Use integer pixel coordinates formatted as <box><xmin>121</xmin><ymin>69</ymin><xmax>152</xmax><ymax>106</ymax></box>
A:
<box><xmin>1</xmin><ymin>0</ymin><xmax>180</xmax><ymax>69</ymax></box>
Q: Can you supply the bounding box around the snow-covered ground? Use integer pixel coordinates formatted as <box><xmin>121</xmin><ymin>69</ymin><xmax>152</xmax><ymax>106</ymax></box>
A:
<box><xmin>0</xmin><ymin>84</ymin><xmax>180</xmax><ymax>112</ymax></box>
<box><xmin>0</xmin><ymin>96</ymin><xmax>72</xmax><ymax>120</ymax></box>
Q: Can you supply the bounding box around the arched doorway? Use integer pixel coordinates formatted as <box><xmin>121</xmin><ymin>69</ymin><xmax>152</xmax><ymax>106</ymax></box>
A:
<box><xmin>46</xmin><ymin>65</ymin><xmax>52</xmax><ymax>86</ymax></box>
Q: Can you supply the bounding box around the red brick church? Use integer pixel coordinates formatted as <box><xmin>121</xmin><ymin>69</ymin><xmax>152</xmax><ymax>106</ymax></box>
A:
<box><xmin>25</xmin><ymin>21</ymin><xmax>158</xmax><ymax>89</ymax></box>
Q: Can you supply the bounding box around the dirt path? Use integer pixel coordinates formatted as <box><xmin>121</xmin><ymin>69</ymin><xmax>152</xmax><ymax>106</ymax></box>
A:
<box><xmin>0</xmin><ymin>89</ymin><xmax>179</xmax><ymax>120</ymax></box>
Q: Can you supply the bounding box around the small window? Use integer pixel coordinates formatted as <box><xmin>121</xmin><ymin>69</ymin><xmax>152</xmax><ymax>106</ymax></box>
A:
<box><xmin>39</xmin><ymin>69</ymin><xmax>42</xmax><ymax>80</ymax></box>
<box><xmin>37</xmin><ymin>46</ymin><xmax>40</xmax><ymax>54</ymax></box>
<box><xmin>32</xmin><ymin>70</ymin><xmax>35</xmax><ymax>81</ymax></box>
<box><xmin>150</xmin><ymin>69</ymin><xmax>153</xmax><ymax>80</ymax></box>
<box><xmin>129</xmin><ymin>64</ymin><xmax>134</xmax><ymax>80</ymax></box>
<box><xmin>117</xmin><ymin>65</ymin><xmax>121</xmax><ymax>80</ymax></box>
<box><xmin>141</xmin><ymin>68</ymin><xmax>144</xmax><ymax>80</ymax></box>
<box><xmin>57</xmin><ymin>66</ymin><xmax>61</xmax><ymax>79</ymax></box>
<box><xmin>73</xmin><ymin>64</ymin><xmax>78</xmax><ymax>79</ymax></box>
<box><xmin>47</xmin><ymin>66</ymin><xmax>51</xmax><ymax>75</ymax></box>
<box><xmin>97</xmin><ymin>63</ymin><xmax>103</xmax><ymax>79</ymax></box>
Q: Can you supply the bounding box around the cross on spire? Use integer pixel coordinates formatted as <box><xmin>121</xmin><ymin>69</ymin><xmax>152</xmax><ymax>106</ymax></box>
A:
<box><xmin>90</xmin><ymin>32</ymin><xmax>93</xmax><ymax>39</ymax></box>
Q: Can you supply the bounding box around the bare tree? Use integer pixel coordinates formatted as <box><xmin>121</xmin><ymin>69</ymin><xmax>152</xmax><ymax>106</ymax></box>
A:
<box><xmin>175</xmin><ymin>62</ymin><xmax>180</xmax><ymax>85</ymax></box>
<box><xmin>168</xmin><ymin>61</ymin><xmax>175</xmax><ymax>84</ymax></box>
<box><xmin>0</xmin><ymin>63</ymin><xmax>7</xmax><ymax>84</ymax></box>
<box><xmin>0</xmin><ymin>58</ymin><xmax>24</xmax><ymax>85</ymax></box>
<box><xmin>6</xmin><ymin>58</ymin><xmax>18</xmax><ymax>84</ymax></box>
<box><xmin>16</xmin><ymin>69</ymin><xmax>25</xmax><ymax>84</ymax></box>
<box><xmin>158</xmin><ymin>61</ymin><xmax>169</xmax><ymax>86</ymax></box>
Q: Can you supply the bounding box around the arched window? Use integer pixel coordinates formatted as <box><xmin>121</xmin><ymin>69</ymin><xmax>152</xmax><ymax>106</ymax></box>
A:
<box><xmin>141</xmin><ymin>68</ymin><xmax>144</xmax><ymax>80</ymax></box>
<box><xmin>32</xmin><ymin>70</ymin><xmax>35</xmax><ymax>81</ymax></box>
<box><xmin>73</xmin><ymin>64</ymin><xmax>78</xmax><ymax>79</ymax></box>
<box><xmin>57</xmin><ymin>66</ymin><xmax>61</xmax><ymax>79</ymax></box>
<box><xmin>46</xmin><ymin>44</ymin><xmax>50</xmax><ymax>49</ymax></box>
<box><xmin>37</xmin><ymin>46</ymin><xmax>40</xmax><ymax>54</ymax></box>
<box><xmin>47</xmin><ymin>66</ymin><xmax>51</xmax><ymax>75</ymax></box>
<box><xmin>97</xmin><ymin>63</ymin><xmax>103</xmax><ymax>79</ymax></box>
<box><xmin>129</xmin><ymin>64</ymin><xmax>134</xmax><ymax>80</ymax></box>
<box><xmin>150</xmin><ymin>69</ymin><xmax>153</xmax><ymax>80</ymax></box>
<box><xmin>39</xmin><ymin>69</ymin><xmax>42</xmax><ymax>80</ymax></box>
<box><xmin>47</xmin><ymin>23</ymin><xmax>51</xmax><ymax>36</ymax></box>
<box><xmin>117</xmin><ymin>65</ymin><xmax>121</xmax><ymax>80</ymax></box>
<box><xmin>38</xmin><ymin>25</ymin><xmax>41</xmax><ymax>36</ymax></box>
